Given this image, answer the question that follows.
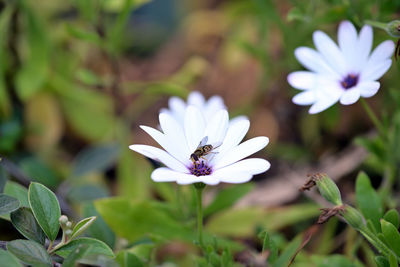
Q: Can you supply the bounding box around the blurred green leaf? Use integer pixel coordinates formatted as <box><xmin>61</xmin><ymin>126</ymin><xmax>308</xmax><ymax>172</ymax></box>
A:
<box><xmin>66</xmin><ymin>24</ymin><xmax>102</xmax><ymax>45</ymax></box>
<box><xmin>28</xmin><ymin>182</ymin><xmax>61</xmax><ymax>241</ymax></box>
<box><xmin>116</xmin><ymin>251</ymin><xmax>144</xmax><ymax>267</ymax></box>
<box><xmin>10</xmin><ymin>207</ymin><xmax>46</xmax><ymax>245</ymax></box>
<box><xmin>260</xmin><ymin>231</ymin><xmax>278</xmax><ymax>263</ymax></box>
<box><xmin>0</xmin><ymin>193</ymin><xmax>19</xmax><ymax>214</ymax></box>
<box><xmin>0</xmin><ymin>249</ymin><xmax>23</xmax><ymax>267</ymax></box>
<box><xmin>71</xmin><ymin>216</ymin><xmax>97</xmax><ymax>240</ymax></box>
<box><xmin>389</xmin><ymin>253</ymin><xmax>398</xmax><ymax>267</ymax></box>
<box><xmin>4</xmin><ymin>181</ymin><xmax>29</xmax><ymax>207</ymax></box>
<box><xmin>381</xmin><ymin>219</ymin><xmax>400</xmax><ymax>257</ymax></box>
<box><xmin>55</xmin><ymin>237</ymin><xmax>114</xmax><ymax>258</ymax></box>
<box><xmin>67</xmin><ymin>184</ymin><xmax>109</xmax><ymax>202</ymax></box>
<box><xmin>311</xmin><ymin>254</ymin><xmax>357</xmax><ymax>267</ymax></box>
<box><xmin>375</xmin><ymin>256</ymin><xmax>390</xmax><ymax>267</ymax></box>
<box><xmin>83</xmin><ymin>203</ymin><xmax>116</xmax><ymax>249</ymax></box>
<box><xmin>204</xmin><ymin>183</ymin><xmax>254</xmax><ymax>217</ymax></box>
<box><xmin>355</xmin><ymin>172</ymin><xmax>383</xmax><ymax>232</ymax></box>
<box><xmin>272</xmin><ymin>235</ymin><xmax>301</xmax><ymax>267</ymax></box>
<box><xmin>384</xmin><ymin>209</ymin><xmax>400</xmax><ymax>229</ymax></box>
<box><xmin>72</xmin><ymin>144</ymin><xmax>119</xmax><ymax>178</ymax></box>
<box><xmin>0</xmin><ymin>5</ymin><xmax>12</xmax><ymax>116</ymax></box>
<box><xmin>7</xmin><ymin>239</ymin><xmax>52</xmax><ymax>267</ymax></box>
<box><xmin>19</xmin><ymin>157</ymin><xmax>60</xmax><ymax>189</ymax></box>
<box><xmin>0</xmin><ymin>166</ymin><xmax>7</xmax><ymax>193</ymax></box>
<box><xmin>0</xmin><ymin>115</ymin><xmax>23</xmax><ymax>152</ymax></box>
<box><xmin>61</xmin><ymin>244</ymin><xmax>90</xmax><ymax>267</ymax></box>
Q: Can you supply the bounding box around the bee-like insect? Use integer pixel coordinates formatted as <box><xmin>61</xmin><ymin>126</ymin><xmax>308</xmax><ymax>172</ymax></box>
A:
<box><xmin>190</xmin><ymin>136</ymin><xmax>222</xmax><ymax>163</ymax></box>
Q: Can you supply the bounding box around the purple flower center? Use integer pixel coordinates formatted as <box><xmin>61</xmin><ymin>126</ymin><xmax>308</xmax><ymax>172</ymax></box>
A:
<box><xmin>341</xmin><ymin>74</ymin><xmax>359</xmax><ymax>89</ymax></box>
<box><xmin>189</xmin><ymin>161</ymin><xmax>212</xmax><ymax>176</ymax></box>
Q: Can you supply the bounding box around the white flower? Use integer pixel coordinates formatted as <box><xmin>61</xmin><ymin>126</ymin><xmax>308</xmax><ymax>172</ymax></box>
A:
<box><xmin>288</xmin><ymin>21</ymin><xmax>395</xmax><ymax>114</ymax></box>
<box><xmin>129</xmin><ymin>93</ymin><xmax>270</xmax><ymax>185</ymax></box>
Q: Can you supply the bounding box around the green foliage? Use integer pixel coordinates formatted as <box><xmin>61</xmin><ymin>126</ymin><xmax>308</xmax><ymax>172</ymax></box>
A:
<box><xmin>0</xmin><ymin>193</ymin><xmax>20</xmax><ymax>214</ymax></box>
<box><xmin>54</xmin><ymin>237</ymin><xmax>114</xmax><ymax>258</ymax></box>
<box><xmin>61</xmin><ymin>244</ymin><xmax>91</xmax><ymax>267</ymax></box>
<box><xmin>0</xmin><ymin>250</ymin><xmax>23</xmax><ymax>267</ymax></box>
<box><xmin>10</xmin><ymin>207</ymin><xmax>46</xmax><ymax>245</ymax></box>
<box><xmin>7</xmin><ymin>239</ymin><xmax>52</xmax><ymax>267</ymax></box>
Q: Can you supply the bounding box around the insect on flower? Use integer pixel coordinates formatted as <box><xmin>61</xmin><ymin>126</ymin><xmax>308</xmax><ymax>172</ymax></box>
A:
<box><xmin>190</xmin><ymin>136</ymin><xmax>222</xmax><ymax>163</ymax></box>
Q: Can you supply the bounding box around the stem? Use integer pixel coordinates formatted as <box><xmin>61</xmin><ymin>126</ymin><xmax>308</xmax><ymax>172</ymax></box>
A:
<box><xmin>194</xmin><ymin>183</ymin><xmax>205</xmax><ymax>248</ymax></box>
<box><xmin>47</xmin><ymin>240</ymin><xmax>54</xmax><ymax>253</ymax></box>
<box><xmin>364</xmin><ymin>20</ymin><xmax>387</xmax><ymax>31</ymax></box>
<box><xmin>359</xmin><ymin>98</ymin><xmax>386</xmax><ymax>138</ymax></box>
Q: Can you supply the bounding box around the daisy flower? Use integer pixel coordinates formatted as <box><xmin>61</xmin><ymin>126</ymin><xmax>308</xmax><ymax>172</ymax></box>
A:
<box><xmin>288</xmin><ymin>20</ymin><xmax>395</xmax><ymax>114</ymax></box>
<box><xmin>129</xmin><ymin>93</ymin><xmax>270</xmax><ymax>185</ymax></box>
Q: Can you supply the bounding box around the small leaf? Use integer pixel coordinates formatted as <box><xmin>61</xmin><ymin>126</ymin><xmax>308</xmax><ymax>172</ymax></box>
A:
<box><xmin>381</xmin><ymin>219</ymin><xmax>400</xmax><ymax>257</ymax></box>
<box><xmin>7</xmin><ymin>239</ymin><xmax>52</xmax><ymax>267</ymax></box>
<box><xmin>116</xmin><ymin>251</ymin><xmax>144</xmax><ymax>267</ymax></box>
<box><xmin>355</xmin><ymin>172</ymin><xmax>383</xmax><ymax>232</ymax></box>
<box><xmin>71</xmin><ymin>144</ymin><xmax>119</xmax><ymax>178</ymax></box>
<box><xmin>4</xmin><ymin>181</ymin><xmax>29</xmax><ymax>207</ymax></box>
<box><xmin>61</xmin><ymin>244</ymin><xmax>90</xmax><ymax>267</ymax></box>
<box><xmin>389</xmin><ymin>253</ymin><xmax>398</xmax><ymax>267</ymax></box>
<box><xmin>70</xmin><ymin>216</ymin><xmax>97</xmax><ymax>240</ymax></box>
<box><xmin>0</xmin><ymin>193</ymin><xmax>19</xmax><ymax>214</ymax></box>
<box><xmin>55</xmin><ymin>237</ymin><xmax>114</xmax><ymax>258</ymax></box>
<box><xmin>375</xmin><ymin>256</ymin><xmax>390</xmax><ymax>267</ymax></box>
<box><xmin>0</xmin><ymin>249</ymin><xmax>23</xmax><ymax>267</ymax></box>
<box><xmin>28</xmin><ymin>182</ymin><xmax>61</xmax><ymax>241</ymax></box>
<box><xmin>384</xmin><ymin>209</ymin><xmax>400</xmax><ymax>229</ymax></box>
<box><xmin>10</xmin><ymin>207</ymin><xmax>46</xmax><ymax>245</ymax></box>
<box><xmin>260</xmin><ymin>231</ymin><xmax>278</xmax><ymax>263</ymax></box>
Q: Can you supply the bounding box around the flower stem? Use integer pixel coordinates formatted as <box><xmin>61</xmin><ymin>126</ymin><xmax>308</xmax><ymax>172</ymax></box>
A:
<box><xmin>364</xmin><ymin>20</ymin><xmax>387</xmax><ymax>31</ymax></box>
<box><xmin>359</xmin><ymin>98</ymin><xmax>386</xmax><ymax>138</ymax></box>
<box><xmin>194</xmin><ymin>182</ymin><xmax>206</xmax><ymax>248</ymax></box>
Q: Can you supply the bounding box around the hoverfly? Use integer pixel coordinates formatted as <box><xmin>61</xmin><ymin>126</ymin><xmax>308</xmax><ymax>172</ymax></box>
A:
<box><xmin>190</xmin><ymin>136</ymin><xmax>222</xmax><ymax>163</ymax></box>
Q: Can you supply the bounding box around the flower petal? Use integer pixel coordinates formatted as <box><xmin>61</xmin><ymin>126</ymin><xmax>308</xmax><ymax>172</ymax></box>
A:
<box><xmin>167</xmin><ymin>96</ymin><xmax>186</xmax><ymax>122</ymax></box>
<box><xmin>159</xmin><ymin>112</ymin><xmax>190</xmax><ymax>159</ymax></box>
<box><xmin>213</xmin><ymin>136</ymin><xmax>269</xmax><ymax>169</ymax></box>
<box><xmin>204</xmin><ymin>95</ymin><xmax>226</xmax><ymax>119</ymax></box>
<box><xmin>292</xmin><ymin>90</ymin><xmax>316</xmax><ymax>105</ymax></box>
<box><xmin>129</xmin><ymin>145</ymin><xmax>188</xmax><ymax>172</ymax></box>
<box><xmin>338</xmin><ymin>21</ymin><xmax>358</xmax><ymax>69</ymax></box>
<box><xmin>294</xmin><ymin>47</ymin><xmax>340</xmax><ymax>79</ymax></box>
<box><xmin>152</xmin><ymin>167</ymin><xmax>220</xmax><ymax>185</ymax></box>
<box><xmin>217</xmin><ymin>117</ymin><xmax>250</xmax><ymax>156</ymax></box>
<box><xmin>356</xmin><ymin>25</ymin><xmax>373</xmax><ymax>69</ymax></box>
<box><xmin>188</xmin><ymin>91</ymin><xmax>205</xmax><ymax>107</ymax></box>
<box><xmin>204</xmin><ymin>109</ymin><xmax>229</xmax><ymax>144</ymax></box>
<box><xmin>313</xmin><ymin>31</ymin><xmax>347</xmax><ymax>76</ymax></box>
<box><xmin>287</xmin><ymin>71</ymin><xmax>318</xmax><ymax>90</ymax></box>
<box><xmin>361</xmin><ymin>59</ymin><xmax>393</xmax><ymax>82</ymax></box>
<box><xmin>358</xmin><ymin>81</ymin><xmax>380</xmax><ymax>98</ymax></box>
<box><xmin>339</xmin><ymin>88</ymin><xmax>360</xmax><ymax>105</ymax></box>
<box><xmin>309</xmin><ymin>97</ymin><xmax>339</xmax><ymax>114</ymax></box>
<box><xmin>184</xmin><ymin>106</ymin><xmax>206</xmax><ymax>152</ymax></box>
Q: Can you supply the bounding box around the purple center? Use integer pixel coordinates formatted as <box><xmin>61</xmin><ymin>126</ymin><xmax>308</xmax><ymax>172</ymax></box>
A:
<box><xmin>189</xmin><ymin>161</ymin><xmax>212</xmax><ymax>176</ymax></box>
<box><xmin>341</xmin><ymin>74</ymin><xmax>359</xmax><ymax>89</ymax></box>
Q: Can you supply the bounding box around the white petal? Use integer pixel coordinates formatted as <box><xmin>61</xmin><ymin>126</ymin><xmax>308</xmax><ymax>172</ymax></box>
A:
<box><xmin>187</xmin><ymin>91</ymin><xmax>205</xmax><ymax>108</ymax></box>
<box><xmin>292</xmin><ymin>90</ymin><xmax>316</xmax><ymax>105</ymax></box>
<box><xmin>129</xmin><ymin>145</ymin><xmax>188</xmax><ymax>172</ymax></box>
<box><xmin>287</xmin><ymin>71</ymin><xmax>318</xmax><ymax>90</ymax></box>
<box><xmin>204</xmin><ymin>96</ymin><xmax>226</xmax><ymax>119</ymax></box>
<box><xmin>294</xmin><ymin>47</ymin><xmax>340</xmax><ymax>79</ymax></box>
<box><xmin>151</xmin><ymin>167</ymin><xmax>180</xmax><ymax>182</ymax></box>
<box><xmin>168</xmin><ymin>97</ymin><xmax>186</xmax><ymax>122</ymax></box>
<box><xmin>213</xmin><ymin>137</ymin><xmax>269</xmax><ymax>169</ymax></box>
<box><xmin>361</xmin><ymin>59</ymin><xmax>392</xmax><ymax>81</ymax></box>
<box><xmin>184</xmin><ymin>106</ymin><xmax>206</xmax><ymax>152</ymax></box>
<box><xmin>204</xmin><ymin>109</ymin><xmax>229</xmax><ymax>144</ymax></box>
<box><xmin>367</xmin><ymin>40</ymin><xmax>395</xmax><ymax>64</ymax></box>
<box><xmin>215</xmin><ymin>158</ymin><xmax>270</xmax><ymax>175</ymax></box>
<box><xmin>356</xmin><ymin>25</ymin><xmax>373</xmax><ymax>68</ymax></box>
<box><xmin>313</xmin><ymin>31</ymin><xmax>347</xmax><ymax>76</ymax></box>
<box><xmin>359</xmin><ymin>81</ymin><xmax>380</xmax><ymax>98</ymax></box>
<box><xmin>339</xmin><ymin>88</ymin><xmax>360</xmax><ymax>105</ymax></box>
<box><xmin>309</xmin><ymin>97</ymin><xmax>339</xmax><ymax>114</ymax></box>
<box><xmin>338</xmin><ymin>21</ymin><xmax>358</xmax><ymax>68</ymax></box>
<box><xmin>209</xmin><ymin>172</ymin><xmax>252</xmax><ymax>184</ymax></box>
<box><xmin>217</xmin><ymin>118</ymin><xmax>250</xmax><ymax>156</ymax></box>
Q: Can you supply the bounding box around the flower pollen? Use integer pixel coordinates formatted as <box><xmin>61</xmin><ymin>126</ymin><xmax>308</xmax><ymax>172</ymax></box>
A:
<box><xmin>189</xmin><ymin>161</ymin><xmax>212</xmax><ymax>177</ymax></box>
<box><xmin>341</xmin><ymin>74</ymin><xmax>359</xmax><ymax>89</ymax></box>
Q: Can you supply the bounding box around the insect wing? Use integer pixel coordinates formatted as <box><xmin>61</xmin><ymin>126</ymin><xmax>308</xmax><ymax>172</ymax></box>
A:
<box><xmin>197</xmin><ymin>136</ymin><xmax>209</xmax><ymax>148</ymax></box>
<box><xmin>210</xmin><ymin>141</ymin><xmax>222</xmax><ymax>150</ymax></box>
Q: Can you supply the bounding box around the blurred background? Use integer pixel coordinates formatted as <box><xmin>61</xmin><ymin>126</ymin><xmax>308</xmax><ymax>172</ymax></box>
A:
<box><xmin>1</xmin><ymin>0</ymin><xmax>400</xmax><ymax>265</ymax></box>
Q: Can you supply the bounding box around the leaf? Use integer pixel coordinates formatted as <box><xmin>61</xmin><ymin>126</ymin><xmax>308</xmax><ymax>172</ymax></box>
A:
<box><xmin>272</xmin><ymin>235</ymin><xmax>302</xmax><ymax>267</ymax></box>
<box><xmin>375</xmin><ymin>256</ymin><xmax>390</xmax><ymax>267</ymax></box>
<box><xmin>72</xmin><ymin>144</ymin><xmax>120</xmax><ymax>178</ymax></box>
<box><xmin>384</xmin><ymin>209</ymin><xmax>400</xmax><ymax>229</ymax></box>
<box><xmin>7</xmin><ymin>239</ymin><xmax>52</xmax><ymax>267</ymax></box>
<box><xmin>0</xmin><ymin>194</ymin><xmax>20</xmax><ymax>214</ymax></box>
<box><xmin>355</xmin><ymin>172</ymin><xmax>383</xmax><ymax>232</ymax></box>
<box><xmin>0</xmin><ymin>5</ymin><xmax>12</xmax><ymax>116</ymax></box>
<box><xmin>67</xmin><ymin>184</ymin><xmax>109</xmax><ymax>202</ymax></box>
<box><xmin>10</xmin><ymin>207</ymin><xmax>46</xmax><ymax>245</ymax></box>
<box><xmin>0</xmin><ymin>249</ymin><xmax>23</xmax><ymax>267</ymax></box>
<box><xmin>381</xmin><ymin>219</ymin><xmax>400</xmax><ymax>257</ymax></box>
<box><xmin>389</xmin><ymin>253</ymin><xmax>398</xmax><ymax>267</ymax></box>
<box><xmin>4</xmin><ymin>181</ymin><xmax>29</xmax><ymax>207</ymax></box>
<box><xmin>71</xmin><ymin>216</ymin><xmax>97</xmax><ymax>240</ymax></box>
<box><xmin>260</xmin><ymin>231</ymin><xmax>278</xmax><ymax>263</ymax></box>
<box><xmin>55</xmin><ymin>237</ymin><xmax>114</xmax><ymax>258</ymax></box>
<box><xmin>28</xmin><ymin>182</ymin><xmax>61</xmax><ymax>241</ymax></box>
<box><xmin>61</xmin><ymin>244</ymin><xmax>90</xmax><ymax>267</ymax></box>
<box><xmin>116</xmin><ymin>251</ymin><xmax>144</xmax><ymax>267</ymax></box>
<box><xmin>204</xmin><ymin>183</ymin><xmax>254</xmax><ymax>217</ymax></box>
<box><xmin>82</xmin><ymin>203</ymin><xmax>115</xmax><ymax>248</ymax></box>
<box><xmin>19</xmin><ymin>157</ymin><xmax>60</xmax><ymax>189</ymax></box>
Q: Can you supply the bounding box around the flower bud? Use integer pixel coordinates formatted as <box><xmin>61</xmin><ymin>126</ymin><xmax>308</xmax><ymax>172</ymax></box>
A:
<box><xmin>65</xmin><ymin>229</ymin><xmax>72</xmax><ymax>236</ymax></box>
<box><xmin>386</xmin><ymin>20</ymin><xmax>400</xmax><ymax>38</ymax></box>
<box><xmin>313</xmin><ymin>173</ymin><xmax>343</xmax><ymax>206</ymax></box>
<box><xmin>66</xmin><ymin>221</ymin><xmax>72</xmax><ymax>228</ymax></box>
<box><xmin>341</xmin><ymin>205</ymin><xmax>365</xmax><ymax>230</ymax></box>
<box><xmin>59</xmin><ymin>215</ymin><xmax>69</xmax><ymax>225</ymax></box>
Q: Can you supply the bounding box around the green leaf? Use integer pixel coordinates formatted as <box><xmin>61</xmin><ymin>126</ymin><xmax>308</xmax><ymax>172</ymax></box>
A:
<box><xmin>0</xmin><ymin>194</ymin><xmax>20</xmax><ymax>214</ymax></box>
<box><xmin>10</xmin><ymin>207</ymin><xmax>46</xmax><ymax>245</ymax></box>
<box><xmin>67</xmin><ymin>184</ymin><xmax>109</xmax><ymax>202</ymax></box>
<box><xmin>4</xmin><ymin>181</ymin><xmax>29</xmax><ymax>207</ymax></box>
<box><xmin>7</xmin><ymin>239</ymin><xmax>52</xmax><ymax>267</ymax></box>
<box><xmin>204</xmin><ymin>183</ymin><xmax>254</xmax><ymax>217</ymax></box>
<box><xmin>389</xmin><ymin>253</ymin><xmax>398</xmax><ymax>267</ymax></box>
<box><xmin>273</xmin><ymin>235</ymin><xmax>302</xmax><ymax>267</ymax></box>
<box><xmin>375</xmin><ymin>256</ymin><xmax>390</xmax><ymax>267</ymax></box>
<box><xmin>355</xmin><ymin>172</ymin><xmax>383</xmax><ymax>232</ymax></box>
<box><xmin>384</xmin><ymin>209</ymin><xmax>400</xmax><ymax>229</ymax></box>
<box><xmin>55</xmin><ymin>237</ymin><xmax>114</xmax><ymax>258</ymax></box>
<box><xmin>116</xmin><ymin>251</ymin><xmax>144</xmax><ymax>267</ymax></box>
<box><xmin>71</xmin><ymin>216</ymin><xmax>97</xmax><ymax>240</ymax></box>
<box><xmin>61</xmin><ymin>244</ymin><xmax>90</xmax><ymax>267</ymax></box>
<box><xmin>260</xmin><ymin>231</ymin><xmax>278</xmax><ymax>263</ymax></box>
<box><xmin>28</xmin><ymin>182</ymin><xmax>61</xmax><ymax>241</ymax></box>
<box><xmin>0</xmin><ymin>249</ymin><xmax>23</xmax><ymax>267</ymax></box>
<box><xmin>72</xmin><ymin>144</ymin><xmax>119</xmax><ymax>178</ymax></box>
<box><xmin>19</xmin><ymin>157</ymin><xmax>60</xmax><ymax>189</ymax></box>
<box><xmin>381</xmin><ymin>219</ymin><xmax>400</xmax><ymax>257</ymax></box>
